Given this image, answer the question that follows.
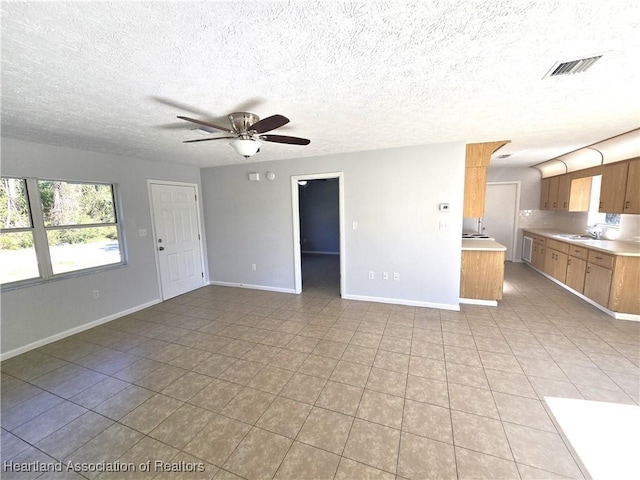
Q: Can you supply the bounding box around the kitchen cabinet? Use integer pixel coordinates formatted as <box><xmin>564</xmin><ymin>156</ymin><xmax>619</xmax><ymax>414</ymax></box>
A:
<box><xmin>544</xmin><ymin>239</ymin><xmax>569</xmax><ymax>283</ymax></box>
<box><xmin>530</xmin><ymin>235</ymin><xmax>546</xmax><ymax>270</ymax></box>
<box><xmin>556</xmin><ymin>175</ymin><xmax>571</xmax><ymax>211</ymax></box>
<box><xmin>568</xmin><ymin>177</ymin><xmax>592</xmax><ymax>211</ymax></box>
<box><xmin>463</xmin><ymin>167</ymin><xmax>487</xmax><ymax>218</ymax></box>
<box><xmin>599</xmin><ymin>162</ymin><xmax>629</xmax><ymax>213</ymax></box>
<box><xmin>584</xmin><ymin>262</ymin><xmax>612</xmax><ymax>308</ymax></box>
<box><xmin>540</xmin><ymin>178</ymin><xmax>551</xmax><ymax>210</ymax></box>
<box><xmin>461</xmin><ymin>250</ymin><xmax>505</xmax><ymax>300</ymax></box>
<box><xmin>609</xmin><ymin>255</ymin><xmax>640</xmax><ymax>313</ymax></box>
<box><xmin>540</xmin><ymin>174</ymin><xmax>591</xmax><ymax>211</ymax></box>
<box><xmin>547</xmin><ymin>176</ymin><xmax>560</xmax><ymax>210</ymax></box>
<box><xmin>463</xmin><ymin>140</ymin><xmax>510</xmax><ymax>218</ymax></box>
<box><xmin>623</xmin><ymin>159</ymin><xmax>640</xmax><ymax>214</ymax></box>
<box><xmin>522</xmin><ymin>230</ymin><xmax>639</xmax><ymax>315</ymax></box>
<box><xmin>565</xmin><ymin>245</ymin><xmax>588</xmax><ymax>293</ymax></box>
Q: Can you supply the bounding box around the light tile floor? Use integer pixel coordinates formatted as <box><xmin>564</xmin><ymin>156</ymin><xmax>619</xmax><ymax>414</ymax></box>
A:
<box><xmin>2</xmin><ymin>256</ymin><xmax>639</xmax><ymax>479</ymax></box>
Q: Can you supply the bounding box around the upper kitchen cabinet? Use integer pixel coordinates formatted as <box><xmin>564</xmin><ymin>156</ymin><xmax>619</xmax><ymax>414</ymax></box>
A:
<box><xmin>463</xmin><ymin>140</ymin><xmax>510</xmax><ymax>218</ymax></box>
<box><xmin>599</xmin><ymin>158</ymin><xmax>640</xmax><ymax>213</ymax></box>
<box><xmin>623</xmin><ymin>158</ymin><xmax>640</xmax><ymax>213</ymax></box>
<box><xmin>540</xmin><ymin>173</ymin><xmax>591</xmax><ymax>211</ymax></box>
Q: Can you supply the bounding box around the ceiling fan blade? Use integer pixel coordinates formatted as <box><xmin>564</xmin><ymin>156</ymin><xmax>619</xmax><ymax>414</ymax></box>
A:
<box><xmin>183</xmin><ymin>135</ymin><xmax>237</xmax><ymax>143</ymax></box>
<box><xmin>261</xmin><ymin>134</ymin><xmax>310</xmax><ymax>145</ymax></box>
<box><xmin>233</xmin><ymin>97</ymin><xmax>264</xmax><ymax>113</ymax></box>
<box><xmin>151</xmin><ymin>96</ymin><xmax>212</xmax><ymax>117</ymax></box>
<box><xmin>250</xmin><ymin>114</ymin><xmax>290</xmax><ymax>134</ymax></box>
<box><xmin>177</xmin><ymin>116</ymin><xmax>232</xmax><ymax>132</ymax></box>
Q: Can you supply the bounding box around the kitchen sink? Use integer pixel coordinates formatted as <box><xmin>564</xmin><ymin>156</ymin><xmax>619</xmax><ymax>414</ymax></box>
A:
<box><xmin>555</xmin><ymin>234</ymin><xmax>609</xmax><ymax>241</ymax></box>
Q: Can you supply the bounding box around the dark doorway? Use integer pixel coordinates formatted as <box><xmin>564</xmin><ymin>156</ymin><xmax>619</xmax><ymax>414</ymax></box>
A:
<box><xmin>298</xmin><ymin>179</ymin><xmax>340</xmax><ymax>296</ymax></box>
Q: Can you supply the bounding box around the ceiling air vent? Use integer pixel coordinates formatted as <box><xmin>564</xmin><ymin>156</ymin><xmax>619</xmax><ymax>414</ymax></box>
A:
<box><xmin>544</xmin><ymin>54</ymin><xmax>603</xmax><ymax>78</ymax></box>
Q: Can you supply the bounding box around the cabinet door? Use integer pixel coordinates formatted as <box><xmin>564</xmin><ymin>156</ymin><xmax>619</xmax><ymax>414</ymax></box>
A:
<box><xmin>599</xmin><ymin>162</ymin><xmax>629</xmax><ymax>213</ymax></box>
<box><xmin>566</xmin><ymin>256</ymin><xmax>586</xmax><ymax>293</ymax></box>
<box><xmin>463</xmin><ymin>167</ymin><xmax>487</xmax><ymax>218</ymax></box>
<box><xmin>534</xmin><ymin>246</ymin><xmax>545</xmax><ymax>269</ymax></box>
<box><xmin>557</xmin><ymin>175</ymin><xmax>571</xmax><ymax>211</ymax></box>
<box><xmin>554</xmin><ymin>251</ymin><xmax>568</xmax><ymax>283</ymax></box>
<box><xmin>544</xmin><ymin>248</ymin><xmax>555</xmax><ymax>274</ymax></box>
<box><xmin>584</xmin><ymin>263</ymin><xmax>612</xmax><ymax>307</ymax></box>
<box><xmin>548</xmin><ymin>176</ymin><xmax>560</xmax><ymax>210</ymax></box>
<box><xmin>623</xmin><ymin>159</ymin><xmax>640</xmax><ymax>214</ymax></box>
<box><xmin>540</xmin><ymin>178</ymin><xmax>551</xmax><ymax>210</ymax></box>
<box><xmin>568</xmin><ymin>176</ymin><xmax>592</xmax><ymax>211</ymax></box>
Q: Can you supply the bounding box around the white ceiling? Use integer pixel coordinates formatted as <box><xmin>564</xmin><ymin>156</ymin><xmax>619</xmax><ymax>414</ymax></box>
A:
<box><xmin>2</xmin><ymin>1</ymin><xmax>639</xmax><ymax>169</ymax></box>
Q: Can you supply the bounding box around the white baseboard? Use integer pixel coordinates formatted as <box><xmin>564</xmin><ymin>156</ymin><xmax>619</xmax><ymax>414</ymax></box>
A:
<box><xmin>0</xmin><ymin>299</ymin><xmax>162</xmax><ymax>361</ymax></box>
<box><xmin>525</xmin><ymin>264</ymin><xmax>639</xmax><ymax>322</ymax></box>
<box><xmin>460</xmin><ymin>298</ymin><xmax>498</xmax><ymax>307</ymax></box>
<box><xmin>209</xmin><ymin>281</ymin><xmax>297</xmax><ymax>294</ymax></box>
<box><xmin>342</xmin><ymin>293</ymin><xmax>460</xmax><ymax>311</ymax></box>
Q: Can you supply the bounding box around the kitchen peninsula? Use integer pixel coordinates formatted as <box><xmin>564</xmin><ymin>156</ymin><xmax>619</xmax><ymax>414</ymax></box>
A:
<box><xmin>460</xmin><ymin>237</ymin><xmax>507</xmax><ymax>306</ymax></box>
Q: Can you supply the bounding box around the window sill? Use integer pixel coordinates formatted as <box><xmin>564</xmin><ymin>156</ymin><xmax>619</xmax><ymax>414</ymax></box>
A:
<box><xmin>1</xmin><ymin>262</ymin><xmax>128</xmax><ymax>292</ymax></box>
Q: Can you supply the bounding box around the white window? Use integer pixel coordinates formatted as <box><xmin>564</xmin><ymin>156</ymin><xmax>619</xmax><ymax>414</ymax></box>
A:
<box><xmin>1</xmin><ymin>177</ymin><xmax>125</xmax><ymax>287</ymax></box>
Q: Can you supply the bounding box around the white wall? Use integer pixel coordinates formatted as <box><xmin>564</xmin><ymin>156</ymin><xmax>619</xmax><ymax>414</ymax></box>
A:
<box><xmin>0</xmin><ymin>138</ymin><xmax>203</xmax><ymax>357</ymax></box>
<box><xmin>201</xmin><ymin>142</ymin><xmax>466</xmax><ymax>309</ymax></box>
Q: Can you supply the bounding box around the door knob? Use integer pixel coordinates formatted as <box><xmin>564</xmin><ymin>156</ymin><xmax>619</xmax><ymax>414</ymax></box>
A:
<box><xmin>159</xmin><ymin>246</ymin><xmax>165</xmax><ymax>251</ymax></box>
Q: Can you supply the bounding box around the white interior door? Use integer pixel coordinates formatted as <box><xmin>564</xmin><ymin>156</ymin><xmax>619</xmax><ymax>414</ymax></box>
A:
<box><xmin>150</xmin><ymin>183</ymin><xmax>204</xmax><ymax>299</ymax></box>
<box><xmin>484</xmin><ymin>182</ymin><xmax>519</xmax><ymax>261</ymax></box>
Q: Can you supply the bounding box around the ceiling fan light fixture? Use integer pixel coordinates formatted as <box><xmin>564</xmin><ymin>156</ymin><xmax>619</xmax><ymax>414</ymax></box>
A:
<box><xmin>229</xmin><ymin>138</ymin><xmax>261</xmax><ymax>157</ymax></box>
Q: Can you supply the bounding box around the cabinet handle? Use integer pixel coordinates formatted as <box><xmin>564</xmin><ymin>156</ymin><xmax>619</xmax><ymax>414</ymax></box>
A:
<box><xmin>599</xmin><ymin>201</ymin><xmax>603</xmax><ymax>208</ymax></box>
<box><xmin>587</xmin><ymin>266</ymin><xmax>591</xmax><ymax>273</ymax></box>
<box><xmin>625</xmin><ymin>201</ymin><xmax>630</xmax><ymax>210</ymax></box>
<box><xmin>568</xmin><ymin>259</ymin><xmax>571</xmax><ymax>265</ymax></box>
<box><xmin>595</xmin><ymin>256</ymin><xmax>603</xmax><ymax>260</ymax></box>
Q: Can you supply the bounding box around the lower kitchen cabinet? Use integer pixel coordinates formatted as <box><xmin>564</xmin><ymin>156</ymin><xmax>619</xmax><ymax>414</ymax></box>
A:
<box><xmin>584</xmin><ymin>263</ymin><xmax>612</xmax><ymax>308</ymax></box>
<box><xmin>565</xmin><ymin>256</ymin><xmax>587</xmax><ymax>293</ymax></box>
<box><xmin>522</xmin><ymin>231</ymin><xmax>639</xmax><ymax>315</ymax></box>
<box><xmin>461</xmin><ymin>250</ymin><xmax>505</xmax><ymax>300</ymax></box>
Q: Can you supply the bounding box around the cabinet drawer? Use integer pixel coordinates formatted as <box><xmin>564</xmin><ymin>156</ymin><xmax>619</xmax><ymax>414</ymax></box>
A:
<box><xmin>533</xmin><ymin>235</ymin><xmax>546</xmax><ymax>246</ymax></box>
<box><xmin>546</xmin><ymin>239</ymin><xmax>570</xmax><ymax>254</ymax></box>
<box><xmin>568</xmin><ymin>245</ymin><xmax>588</xmax><ymax>260</ymax></box>
<box><xmin>588</xmin><ymin>250</ymin><xmax>615</xmax><ymax>269</ymax></box>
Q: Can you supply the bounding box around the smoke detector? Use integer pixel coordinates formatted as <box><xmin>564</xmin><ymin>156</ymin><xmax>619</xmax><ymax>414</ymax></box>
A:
<box><xmin>543</xmin><ymin>53</ymin><xmax>605</xmax><ymax>78</ymax></box>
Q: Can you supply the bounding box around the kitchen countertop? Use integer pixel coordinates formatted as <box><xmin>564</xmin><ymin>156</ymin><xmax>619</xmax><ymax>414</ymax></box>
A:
<box><xmin>522</xmin><ymin>228</ymin><xmax>640</xmax><ymax>257</ymax></box>
<box><xmin>462</xmin><ymin>239</ymin><xmax>507</xmax><ymax>252</ymax></box>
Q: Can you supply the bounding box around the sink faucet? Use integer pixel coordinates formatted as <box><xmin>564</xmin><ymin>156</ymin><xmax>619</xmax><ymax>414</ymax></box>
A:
<box><xmin>587</xmin><ymin>229</ymin><xmax>602</xmax><ymax>240</ymax></box>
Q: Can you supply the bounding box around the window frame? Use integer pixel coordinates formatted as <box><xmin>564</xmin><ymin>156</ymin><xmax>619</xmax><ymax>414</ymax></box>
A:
<box><xmin>1</xmin><ymin>176</ymin><xmax>127</xmax><ymax>290</ymax></box>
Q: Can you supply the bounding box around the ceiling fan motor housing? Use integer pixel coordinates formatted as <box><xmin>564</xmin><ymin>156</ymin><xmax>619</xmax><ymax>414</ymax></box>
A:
<box><xmin>229</xmin><ymin>112</ymin><xmax>260</xmax><ymax>134</ymax></box>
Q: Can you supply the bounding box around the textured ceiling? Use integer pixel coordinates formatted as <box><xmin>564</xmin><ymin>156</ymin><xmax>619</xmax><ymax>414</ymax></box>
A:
<box><xmin>1</xmin><ymin>1</ymin><xmax>639</xmax><ymax>168</ymax></box>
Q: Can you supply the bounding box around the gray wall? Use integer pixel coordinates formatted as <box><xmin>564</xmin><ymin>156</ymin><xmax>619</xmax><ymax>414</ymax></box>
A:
<box><xmin>487</xmin><ymin>166</ymin><xmax>541</xmax><ymax>210</ymax></box>
<box><xmin>201</xmin><ymin>142</ymin><xmax>466</xmax><ymax>308</ymax></box>
<box><xmin>300</xmin><ymin>179</ymin><xmax>339</xmax><ymax>254</ymax></box>
<box><xmin>0</xmin><ymin>138</ymin><xmax>203</xmax><ymax>356</ymax></box>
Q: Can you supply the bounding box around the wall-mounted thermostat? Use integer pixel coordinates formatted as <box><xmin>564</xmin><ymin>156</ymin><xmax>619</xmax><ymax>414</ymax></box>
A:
<box><xmin>248</xmin><ymin>172</ymin><xmax>260</xmax><ymax>181</ymax></box>
<box><xmin>266</xmin><ymin>172</ymin><xmax>276</xmax><ymax>181</ymax></box>
<box><xmin>439</xmin><ymin>203</ymin><xmax>450</xmax><ymax>212</ymax></box>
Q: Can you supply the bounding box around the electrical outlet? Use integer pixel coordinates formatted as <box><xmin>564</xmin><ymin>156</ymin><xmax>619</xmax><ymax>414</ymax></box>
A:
<box><xmin>393</xmin><ymin>272</ymin><xmax>400</xmax><ymax>281</ymax></box>
<box><xmin>92</xmin><ymin>290</ymin><xmax>100</xmax><ymax>299</ymax></box>
<box><xmin>251</xmin><ymin>264</ymin><xmax>257</xmax><ymax>271</ymax></box>
<box><xmin>439</xmin><ymin>222</ymin><xmax>447</xmax><ymax>231</ymax></box>
<box><xmin>368</xmin><ymin>271</ymin><xmax>374</xmax><ymax>280</ymax></box>
<box><xmin>139</xmin><ymin>228</ymin><xmax>147</xmax><ymax>237</ymax></box>
<box><xmin>353</xmin><ymin>221</ymin><xmax>359</xmax><ymax>230</ymax></box>
<box><xmin>383</xmin><ymin>272</ymin><xmax>389</xmax><ymax>280</ymax></box>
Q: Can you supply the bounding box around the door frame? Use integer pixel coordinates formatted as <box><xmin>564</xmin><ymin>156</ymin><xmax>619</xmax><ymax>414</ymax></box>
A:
<box><xmin>147</xmin><ymin>180</ymin><xmax>207</xmax><ymax>300</ymax></box>
<box><xmin>485</xmin><ymin>181</ymin><xmax>521</xmax><ymax>261</ymax></box>
<box><xmin>291</xmin><ymin>172</ymin><xmax>345</xmax><ymax>296</ymax></box>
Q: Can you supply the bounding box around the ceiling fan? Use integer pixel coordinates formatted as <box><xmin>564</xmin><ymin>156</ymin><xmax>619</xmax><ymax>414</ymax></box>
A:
<box><xmin>177</xmin><ymin>112</ymin><xmax>310</xmax><ymax>158</ymax></box>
